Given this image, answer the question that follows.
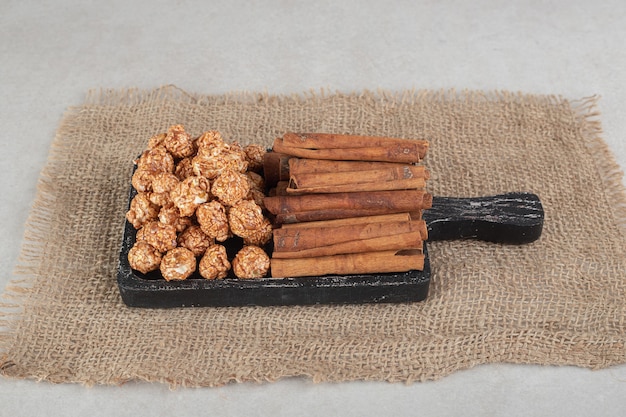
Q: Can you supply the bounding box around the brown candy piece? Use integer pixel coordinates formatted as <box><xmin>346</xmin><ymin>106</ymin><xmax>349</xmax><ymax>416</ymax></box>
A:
<box><xmin>211</xmin><ymin>170</ymin><xmax>250</xmax><ymax>207</ymax></box>
<box><xmin>199</xmin><ymin>244</ymin><xmax>231</xmax><ymax>280</ymax></box>
<box><xmin>174</xmin><ymin>157</ymin><xmax>194</xmax><ymax>181</ymax></box>
<box><xmin>128</xmin><ymin>241</ymin><xmax>162</xmax><ymax>274</ymax></box>
<box><xmin>243</xmin><ymin>144</ymin><xmax>266</xmax><ymax>173</ymax></box>
<box><xmin>196</xmin><ymin>200</ymin><xmax>230</xmax><ymax>242</ymax></box>
<box><xmin>192</xmin><ymin>143</ymin><xmax>248</xmax><ymax>179</ymax></box>
<box><xmin>136</xmin><ymin>146</ymin><xmax>174</xmax><ymax>174</ymax></box>
<box><xmin>170</xmin><ymin>175</ymin><xmax>211</xmax><ymax>217</ymax></box>
<box><xmin>228</xmin><ymin>199</ymin><xmax>265</xmax><ymax>240</ymax></box>
<box><xmin>164</xmin><ymin>124</ymin><xmax>195</xmax><ymax>159</ymax></box>
<box><xmin>177</xmin><ymin>225</ymin><xmax>214</xmax><ymax>257</ymax></box>
<box><xmin>136</xmin><ymin>221</ymin><xmax>177</xmax><ymax>253</ymax></box>
<box><xmin>160</xmin><ymin>247</ymin><xmax>197</xmax><ymax>281</ymax></box>
<box><xmin>126</xmin><ymin>192</ymin><xmax>159</xmax><ymax>229</ymax></box>
<box><xmin>232</xmin><ymin>245</ymin><xmax>270</xmax><ymax>279</ymax></box>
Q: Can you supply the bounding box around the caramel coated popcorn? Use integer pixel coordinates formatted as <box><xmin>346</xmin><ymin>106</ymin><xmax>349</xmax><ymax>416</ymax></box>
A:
<box><xmin>243</xmin><ymin>144</ymin><xmax>266</xmax><ymax>173</ymax></box>
<box><xmin>177</xmin><ymin>225</ymin><xmax>213</xmax><ymax>257</ymax></box>
<box><xmin>242</xmin><ymin>217</ymin><xmax>272</xmax><ymax>247</ymax></box>
<box><xmin>160</xmin><ymin>247</ymin><xmax>197</xmax><ymax>281</ymax></box>
<box><xmin>128</xmin><ymin>241</ymin><xmax>162</xmax><ymax>274</ymax></box>
<box><xmin>136</xmin><ymin>146</ymin><xmax>174</xmax><ymax>174</ymax></box>
<box><xmin>136</xmin><ymin>220</ymin><xmax>178</xmax><ymax>253</ymax></box>
<box><xmin>131</xmin><ymin>169</ymin><xmax>156</xmax><ymax>193</ymax></box>
<box><xmin>158</xmin><ymin>203</ymin><xmax>193</xmax><ymax>232</ymax></box>
<box><xmin>170</xmin><ymin>175</ymin><xmax>211</xmax><ymax>217</ymax></box>
<box><xmin>195</xmin><ymin>130</ymin><xmax>225</xmax><ymax>150</ymax></box>
<box><xmin>174</xmin><ymin>157</ymin><xmax>194</xmax><ymax>181</ymax></box>
<box><xmin>164</xmin><ymin>124</ymin><xmax>195</xmax><ymax>159</ymax></box>
<box><xmin>196</xmin><ymin>200</ymin><xmax>230</xmax><ymax>242</ymax></box>
<box><xmin>148</xmin><ymin>172</ymin><xmax>179</xmax><ymax>207</ymax></box>
<box><xmin>232</xmin><ymin>245</ymin><xmax>270</xmax><ymax>279</ymax></box>
<box><xmin>199</xmin><ymin>244</ymin><xmax>230</xmax><ymax>280</ymax></box>
<box><xmin>148</xmin><ymin>133</ymin><xmax>167</xmax><ymax>149</ymax></box>
<box><xmin>126</xmin><ymin>192</ymin><xmax>159</xmax><ymax>229</ymax></box>
<box><xmin>192</xmin><ymin>142</ymin><xmax>248</xmax><ymax>179</ymax></box>
<box><xmin>211</xmin><ymin>170</ymin><xmax>250</xmax><ymax>207</ymax></box>
<box><xmin>127</xmin><ymin>125</ymin><xmax>273</xmax><ymax>281</ymax></box>
<box><xmin>228</xmin><ymin>200</ymin><xmax>266</xmax><ymax>240</ymax></box>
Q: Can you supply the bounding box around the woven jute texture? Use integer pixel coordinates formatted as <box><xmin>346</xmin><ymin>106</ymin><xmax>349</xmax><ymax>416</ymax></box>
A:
<box><xmin>1</xmin><ymin>87</ymin><xmax>625</xmax><ymax>386</ymax></box>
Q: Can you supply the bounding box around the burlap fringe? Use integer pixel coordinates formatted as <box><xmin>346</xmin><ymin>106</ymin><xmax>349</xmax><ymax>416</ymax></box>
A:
<box><xmin>81</xmin><ymin>85</ymin><xmax>570</xmax><ymax>111</ymax></box>
<box><xmin>0</xmin><ymin>102</ymin><xmax>83</xmax><ymax>377</ymax></box>
<box><xmin>572</xmin><ymin>95</ymin><xmax>626</xmax><ymax>237</ymax></box>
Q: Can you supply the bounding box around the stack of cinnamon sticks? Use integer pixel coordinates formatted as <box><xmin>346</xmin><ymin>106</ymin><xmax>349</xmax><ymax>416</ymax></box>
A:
<box><xmin>263</xmin><ymin>132</ymin><xmax>432</xmax><ymax>278</ymax></box>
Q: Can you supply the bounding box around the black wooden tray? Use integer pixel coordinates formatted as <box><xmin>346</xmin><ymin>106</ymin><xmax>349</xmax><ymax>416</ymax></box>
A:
<box><xmin>117</xmin><ymin>188</ymin><xmax>543</xmax><ymax>308</ymax></box>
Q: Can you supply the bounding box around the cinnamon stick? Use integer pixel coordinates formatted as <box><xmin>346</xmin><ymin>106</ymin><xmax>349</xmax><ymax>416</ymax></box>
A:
<box><xmin>288</xmin><ymin>158</ymin><xmax>429</xmax><ymax>176</ymax></box>
<box><xmin>271</xmin><ymin>231</ymin><xmax>423</xmax><ymax>259</ymax></box>
<box><xmin>279</xmin><ymin>212</ymin><xmax>414</xmax><ymax>229</ymax></box>
<box><xmin>264</xmin><ymin>189</ymin><xmax>433</xmax><ymax>215</ymax></box>
<box><xmin>270</xmin><ymin>250</ymin><xmax>425</xmax><ymax>278</ymax></box>
<box><xmin>273</xmin><ymin>220</ymin><xmax>427</xmax><ymax>252</ymax></box>
<box><xmin>283</xmin><ymin>132</ymin><xmax>429</xmax><ymax>157</ymax></box>
<box><xmin>263</xmin><ymin>151</ymin><xmax>292</xmax><ymax>187</ymax></box>
<box><xmin>289</xmin><ymin>165</ymin><xmax>429</xmax><ymax>189</ymax></box>
<box><xmin>272</xmin><ymin>138</ymin><xmax>424</xmax><ymax>164</ymax></box>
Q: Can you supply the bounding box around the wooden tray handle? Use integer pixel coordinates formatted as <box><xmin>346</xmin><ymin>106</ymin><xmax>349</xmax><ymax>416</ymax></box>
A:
<box><xmin>423</xmin><ymin>192</ymin><xmax>544</xmax><ymax>244</ymax></box>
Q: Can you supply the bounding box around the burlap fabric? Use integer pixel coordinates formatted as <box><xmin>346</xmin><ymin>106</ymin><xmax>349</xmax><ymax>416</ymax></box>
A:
<box><xmin>1</xmin><ymin>87</ymin><xmax>625</xmax><ymax>386</ymax></box>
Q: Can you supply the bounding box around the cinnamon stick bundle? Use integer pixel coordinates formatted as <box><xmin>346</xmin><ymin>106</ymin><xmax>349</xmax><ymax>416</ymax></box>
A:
<box><xmin>270</xmin><ymin>250</ymin><xmax>425</xmax><ymax>278</ymax></box>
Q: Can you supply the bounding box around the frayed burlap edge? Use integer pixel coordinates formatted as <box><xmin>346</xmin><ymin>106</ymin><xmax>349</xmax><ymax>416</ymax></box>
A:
<box><xmin>0</xmin><ymin>101</ymin><xmax>81</xmax><ymax>380</ymax></box>
<box><xmin>2</xmin><ymin>86</ymin><xmax>626</xmax><ymax>386</ymax></box>
<box><xmin>572</xmin><ymin>96</ymin><xmax>626</xmax><ymax>237</ymax></box>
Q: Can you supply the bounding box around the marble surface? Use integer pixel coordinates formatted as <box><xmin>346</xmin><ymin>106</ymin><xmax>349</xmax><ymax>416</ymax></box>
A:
<box><xmin>1</xmin><ymin>1</ymin><xmax>625</xmax><ymax>415</ymax></box>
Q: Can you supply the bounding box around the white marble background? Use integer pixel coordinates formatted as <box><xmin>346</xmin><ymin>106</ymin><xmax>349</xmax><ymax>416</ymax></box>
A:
<box><xmin>1</xmin><ymin>1</ymin><xmax>625</xmax><ymax>415</ymax></box>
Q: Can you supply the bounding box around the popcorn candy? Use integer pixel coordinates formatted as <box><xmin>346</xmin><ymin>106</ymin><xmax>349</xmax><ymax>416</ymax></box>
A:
<box><xmin>164</xmin><ymin>124</ymin><xmax>195</xmax><ymax>159</ymax></box>
<box><xmin>127</xmin><ymin>241</ymin><xmax>162</xmax><ymax>274</ymax></box>
<box><xmin>243</xmin><ymin>144</ymin><xmax>266</xmax><ymax>173</ymax></box>
<box><xmin>135</xmin><ymin>220</ymin><xmax>177</xmax><ymax>253</ymax></box>
<box><xmin>127</xmin><ymin>126</ymin><xmax>274</xmax><ymax>281</ymax></box>
<box><xmin>160</xmin><ymin>247</ymin><xmax>196</xmax><ymax>281</ymax></box>
<box><xmin>131</xmin><ymin>169</ymin><xmax>156</xmax><ymax>193</ymax></box>
<box><xmin>135</xmin><ymin>146</ymin><xmax>174</xmax><ymax>174</ymax></box>
<box><xmin>192</xmin><ymin>143</ymin><xmax>248</xmax><ymax>179</ymax></box>
<box><xmin>242</xmin><ymin>217</ymin><xmax>272</xmax><ymax>247</ymax></box>
<box><xmin>126</xmin><ymin>192</ymin><xmax>159</xmax><ymax>229</ymax></box>
<box><xmin>169</xmin><ymin>175</ymin><xmax>210</xmax><ymax>217</ymax></box>
<box><xmin>177</xmin><ymin>225</ymin><xmax>214</xmax><ymax>257</ymax></box>
<box><xmin>174</xmin><ymin>157</ymin><xmax>194</xmax><ymax>181</ymax></box>
<box><xmin>152</xmin><ymin>172</ymin><xmax>179</xmax><ymax>194</ymax></box>
<box><xmin>158</xmin><ymin>203</ymin><xmax>193</xmax><ymax>233</ymax></box>
<box><xmin>246</xmin><ymin>171</ymin><xmax>265</xmax><ymax>191</ymax></box>
<box><xmin>199</xmin><ymin>244</ymin><xmax>230</xmax><ymax>280</ymax></box>
<box><xmin>196</xmin><ymin>201</ymin><xmax>230</xmax><ymax>242</ymax></box>
<box><xmin>195</xmin><ymin>130</ymin><xmax>225</xmax><ymax>150</ymax></box>
<box><xmin>232</xmin><ymin>245</ymin><xmax>270</xmax><ymax>279</ymax></box>
<box><xmin>211</xmin><ymin>170</ymin><xmax>250</xmax><ymax>207</ymax></box>
<box><xmin>148</xmin><ymin>172</ymin><xmax>179</xmax><ymax>207</ymax></box>
<box><xmin>147</xmin><ymin>132</ymin><xmax>167</xmax><ymax>149</ymax></box>
<box><xmin>246</xmin><ymin>171</ymin><xmax>267</xmax><ymax>208</ymax></box>
<box><xmin>228</xmin><ymin>199</ymin><xmax>266</xmax><ymax>240</ymax></box>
